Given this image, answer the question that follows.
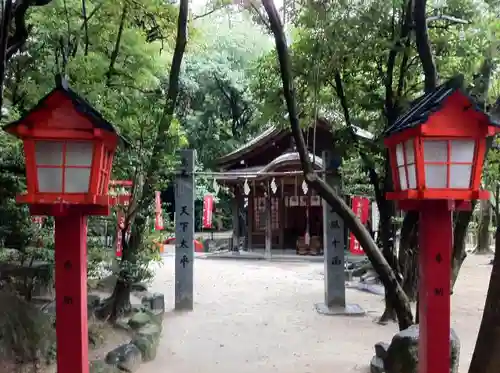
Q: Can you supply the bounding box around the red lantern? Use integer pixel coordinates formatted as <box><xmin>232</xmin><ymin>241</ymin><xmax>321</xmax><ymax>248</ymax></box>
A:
<box><xmin>385</xmin><ymin>75</ymin><xmax>499</xmax><ymax>208</ymax></box>
<box><xmin>2</xmin><ymin>75</ymin><xmax>127</xmax><ymax>373</ymax></box>
<box><xmin>384</xmin><ymin>75</ymin><xmax>500</xmax><ymax>373</ymax></box>
<box><xmin>3</xmin><ymin>76</ymin><xmax>125</xmax><ymax>216</ymax></box>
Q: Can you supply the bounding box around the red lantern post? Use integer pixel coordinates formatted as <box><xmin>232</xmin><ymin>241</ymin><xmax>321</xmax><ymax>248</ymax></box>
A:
<box><xmin>384</xmin><ymin>75</ymin><xmax>500</xmax><ymax>373</ymax></box>
<box><xmin>3</xmin><ymin>76</ymin><xmax>126</xmax><ymax>373</ymax></box>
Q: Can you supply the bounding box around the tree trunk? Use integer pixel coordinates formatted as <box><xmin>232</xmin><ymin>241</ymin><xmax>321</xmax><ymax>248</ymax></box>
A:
<box><xmin>261</xmin><ymin>0</ymin><xmax>413</xmax><ymax>331</ymax></box>
<box><xmin>414</xmin><ymin>0</ymin><xmax>438</xmax><ymax>92</ymax></box>
<box><xmin>468</xmin><ymin>185</ymin><xmax>500</xmax><ymax>373</ymax></box>
<box><xmin>379</xmin><ymin>211</ymin><xmax>419</xmax><ymax>325</ymax></box>
<box><xmin>106</xmin><ymin>223</ymin><xmax>138</xmax><ymax>321</ymax></box>
<box><xmin>0</xmin><ymin>0</ymin><xmax>54</xmax><ymax>110</ymax></box>
<box><xmin>474</xmin><ymin>199</ymin><xmax>492</xmax><ymax>254</ymax></box>
<box><xmin>108</xmin><ymin>275</ymin><xmax>132</xmax><ymax>321</ymax></box>
<box><xmin>378</xmin><ymin>158</ymin><xmax>402</xmax><ymax>324</ymax></box>
<box><xmin>399</xmin><ymin>213</ymin><xmax>419</xmax><ymax>301</ymax></box>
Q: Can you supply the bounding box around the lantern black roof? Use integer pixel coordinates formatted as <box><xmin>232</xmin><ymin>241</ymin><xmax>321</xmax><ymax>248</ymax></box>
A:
<box><xmin>3</xmin><ymin>75</ymin><xmax>130</xmax><ymax>147</ymax></box>
<box><xmin>384</xmin><ymin>75</ymin><xmax>500</xmax><ymax>137</ymax></box>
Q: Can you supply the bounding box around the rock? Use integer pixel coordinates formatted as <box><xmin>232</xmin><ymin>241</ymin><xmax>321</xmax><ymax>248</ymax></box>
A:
<box><xmin>88</xmin><ymin>294</ymin><xmax>101</xmax><ymax>309</ymax></box>
<box><xmin>345</xmin><ymin>270</ymin><xmax>353</xmax><ymax>281</ymax></box>
<box><xmin>128</xmin><ymin>311</ymin><xmax>151</xmax><ymax>329</ymax></box>
<box><xmin>40</xmin><ymin>300</ymin><xmax>56</xmax><ymax>315</ymax></box>
<box><xmin>374</xmin><ymin>341</ymin><xmax>389</xmax><ymax>360</ymax></box>
<box><xmin>96</xmin><ymin>275</ymin><xmax>117</xmax><ymax>290</ymax></box>
<box><xmin>88</xmin><ymin>323</ymin><xmax>106</xmax><ymax>349</ymax></box>
<box><xmin>115</xmin><ymin>319</ymin><xmax>131</xmax><ymax>332</ymax></box>
<box><xmin>131</xmin><ymin>282</ymin><xmax>148</xmax><ymax>292</ymax></box>
<box><xmin>105</xmin><ymin>343</ymin><xmax>142</xmax><ymax>372</ymax></box>
<box><xmin>131</xmin><ymin>334</ymin><xmax>159</xmax><ymax>362</ymax></box>
<box><xmin>384</xmin><ymin>325</ymin><xmax>460</xmax><ymax>373</ymax></box>
<box><xmin>137</xmin><ymin>322</ymin><xmax>162</xmax><ymax>339</ymax></box>
<box><xmin>32</xmin><ymin>280</ymin><xmax>55</xmax><ymax>298</ymax></box>
<box><xmin>361</xmin><ymin>270</ymin><xmax>379</xmax><ymax>284</ymax></box>
<box><xmin>141</xmin><ymin>293</ymin><xmax>165</xmax><ymax>314</ymax></box>
<box><xmin>370</xmin><ymin>356</ymin><xmax>385</xmax><ymax>373</ymax></box>
<box><xmin>352</xmin><ymin>261</ymin><xmax>372</xmax><ymax>277</ymax></box>
<box><xmin>130</xmin><ymin>316</ymin><xmax>162</xmax><ymax>362</ymax></box>
<box><xmin>89</xmin><ymin>360</ymin><xmax>118</xmax><ymax>373</ymax></box>
<box><xmin>131</xmin><ymin>304</ymin><xmax>145</xmax><ymax>313</ymax></box>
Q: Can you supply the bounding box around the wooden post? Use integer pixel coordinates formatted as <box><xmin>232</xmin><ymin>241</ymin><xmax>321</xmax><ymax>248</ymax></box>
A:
<box><xmin>279</xmin><ymin>185</ymin><xmax>285</xmax><ymax>251</ymax></box>
<box><xmin>54</xmin><ymin>214</ymin><xmax>89</xmax><ymax>373</ymax></box>
<box><xmin>248</xmin><ymin>194</ymin><xmax>253</xmax><ymax>251</ymax></box>
<box><xmin>418</xmin><ymin>200</ymin><xmax>452</xmax><ymax>373</ymax></box>
<box><xmin>232</xmin><ymin>188</ymin><xmax>240</xmax><ymax>250</ymax></box>
<box><xmin>265</xmin><ymin>183</ymin><xmax>272</xmax><ymax>258</ymax></box>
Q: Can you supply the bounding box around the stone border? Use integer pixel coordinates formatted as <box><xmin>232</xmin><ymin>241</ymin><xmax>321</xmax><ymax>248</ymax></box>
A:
<box><xmin>90</xmin><ymin>293</ymin><xmax>165</xmax><ymax>373</ymax></box>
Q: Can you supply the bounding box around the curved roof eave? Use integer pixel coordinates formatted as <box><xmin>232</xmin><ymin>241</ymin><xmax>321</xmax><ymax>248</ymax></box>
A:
<box><xmin>216</xmin><ymin>118</ymin><xmax>375</xmax><ymax>168</ymax></box>
<box><xmin>216</xmin><ymin>125</ymin><xmax>282</xmax><ymax>166</ymax></box>
<box><xmin>260</xmin><ymin>152</ymin><xmax>322</xmax><ymax>173</ymax></box>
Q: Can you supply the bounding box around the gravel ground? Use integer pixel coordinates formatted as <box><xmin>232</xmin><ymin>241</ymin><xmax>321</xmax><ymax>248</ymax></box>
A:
<box><xmin>139</xmin><ymin>253</ymin><xmax>492</xmax><ymax>373</ymax></box>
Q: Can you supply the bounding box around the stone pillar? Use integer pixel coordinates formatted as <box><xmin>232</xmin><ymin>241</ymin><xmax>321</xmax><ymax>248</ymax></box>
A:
<box><xmin>315</xmin><ymin>150</ymin><xmax>364</xmax><ymax>316</ymax></box>
<box><xmin>174</xmin><ymin>149</ymin><xmax>195</xmax><ymax>311</ymax></box>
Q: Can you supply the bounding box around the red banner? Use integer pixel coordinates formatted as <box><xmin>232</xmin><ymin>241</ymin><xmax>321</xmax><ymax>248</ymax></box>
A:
<box><xmin>202</xmin><ymin>194</ymin><xmax>214</xmax><ymax>228</ymax></box>
<box><xmin>349</xmin><ymin>196</ymin><xmax>370</xmax><ymax>255</ymax></box>
<box><xmin>154</xmin><ymin>191</ymin><xmax>163</xmax><ymax>230</ymax></box>
<box><xmin>115</xmin><ymin>211</ymin><xmax>125</xmax><ymax>257</ymax></box>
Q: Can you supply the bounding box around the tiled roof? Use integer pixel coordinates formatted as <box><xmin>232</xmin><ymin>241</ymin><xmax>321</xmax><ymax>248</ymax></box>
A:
<box><xmin>4</xmin><ymin>75</ymin><xmax>129</xmax><ymax>147</ymax></box>
<box><xmin>384</xmin><ymin>76</ymin><xmax>464</xmax><ymax>136</ymax></box>
<box><xmin>384</xmin><ymin>75</ymin><xmax>500</xmax><ymax>137</ymax></box>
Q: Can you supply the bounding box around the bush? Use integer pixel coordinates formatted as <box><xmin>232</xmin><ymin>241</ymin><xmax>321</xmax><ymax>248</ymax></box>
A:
<box><xmin>0</xmin><ymin>290</ymin><xmax>55</xmax><ymax>364</ymax></box>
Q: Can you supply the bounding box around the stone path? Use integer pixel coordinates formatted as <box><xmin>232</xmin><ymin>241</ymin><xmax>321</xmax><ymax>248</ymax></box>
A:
<box><xmin>139</xmin><ymin>254</ymin><xmax>492</xmax><ymax>373</ymax></box>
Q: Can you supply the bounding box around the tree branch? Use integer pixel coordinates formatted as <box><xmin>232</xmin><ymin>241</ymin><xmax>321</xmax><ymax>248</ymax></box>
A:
<box><xmin>249</xmin><ymin>1</ymin><xmax>270</xmax><ymax>29</ymax></box>
<box><xmin>385</xmin><ymin>0</ymin><xmax>413</xmax><ymax>125</ymax></box>
<box><xmin>0</xmin><ymin>0</ymin><xmax>13</xmax><ymax>111</ymax></box>
<box><xmin>193</xmin><ymin>5</ymin><xmax>225</xmax><ymax>20</ymax></box>
<box><xmin>6</xmin><ymin>0</ymin><xmax>53</xmax><ymax>61</ymax></box>
<box><xmin>81</xmin><ymin>0</ymin><xmax>90</xmax><ymax>55</ymax></box>
<box><xmin>414</xmin><ymin>0</ymin><xmax>438</xmax><ymax>93</ymax></box>
<box><xmin>107</xmin><ymin>82</ymin><xmax>157</xmax><ymax>95</ymax></box>
<box><xmin>261</xmin><ymin>0</ymin><xmax>413</xmax><ymax>331</ymax></box>
<box><xmin>106</xmin><ymin>3</ymin><xmax>128</xmax><ymax>86</ymax></box>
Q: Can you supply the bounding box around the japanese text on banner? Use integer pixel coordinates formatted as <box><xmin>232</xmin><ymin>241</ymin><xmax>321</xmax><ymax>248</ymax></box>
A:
<box><xmin>349</xmin><ymin>196</ymin><xmax>370</xmax><ymax>255</ymax></box>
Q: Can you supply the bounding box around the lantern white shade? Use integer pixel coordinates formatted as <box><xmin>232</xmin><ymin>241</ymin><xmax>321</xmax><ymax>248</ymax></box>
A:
<box><xmin>64</xmin><ymin>168</ymin><xmax>91</xmax><ymax>193</ymax></box>
<box><xmin>34</xmin><ymin>140</ymin><xmax>93</xmax><ymax>193</ymax></box>
<box><xmin>66</xmin><ymin>142</ymin><xmax>93</xmax><ymax>166</ymax></box>
<box><xmin>37</xmin><ymin>167</ymin><xmax>63</xmax><ymax>193</ymax></box>
<box><xmin>35</xmin><ymin>141</ymin><xmax>63</xmax><ymax>166</ymax></box>
<box><xmin>396</xmin><ymin>139</ymin><xmax>417</xmax><ymax>190</ymax></box>
<box><xmin>423</xmin><ymin>139</ymin><xmax>475</xmax><ymax>189</ymax></box>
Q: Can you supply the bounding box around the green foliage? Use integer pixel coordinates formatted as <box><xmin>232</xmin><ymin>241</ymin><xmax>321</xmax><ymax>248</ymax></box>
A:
<box><xmin>249</xmin><ymin>0</ymin><xmax>500</xmax><ymax>197</ymax></box>
<box><xmin>0</xmin><ymin>130</ymin><xmax>33</xmax><ymax>250</ymax></box>
<box><xmin>119</xmin><ymin>234</ymin><xmax>163</xmax><ymax>284</ymax></box>
<box><xmin>0</xmin><ymin>0</ymin><xmax>185</xmax><ymax>305</ymax></box>
<box><xmin>0</xmin><ymin>291</ymin><xmax>55</xmax><ymax>364</ymax></box>
<box><xmin>179</xmin><ymin>11</ymin><xmax>272</xmax><ymax>168</ymax></box>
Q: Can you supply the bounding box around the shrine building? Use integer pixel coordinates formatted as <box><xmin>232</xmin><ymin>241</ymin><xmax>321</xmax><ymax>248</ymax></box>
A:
<box><xmin>215</xmin><ymin>119</ymin><xmax>372</xmax><ymax>255</ymax></box>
